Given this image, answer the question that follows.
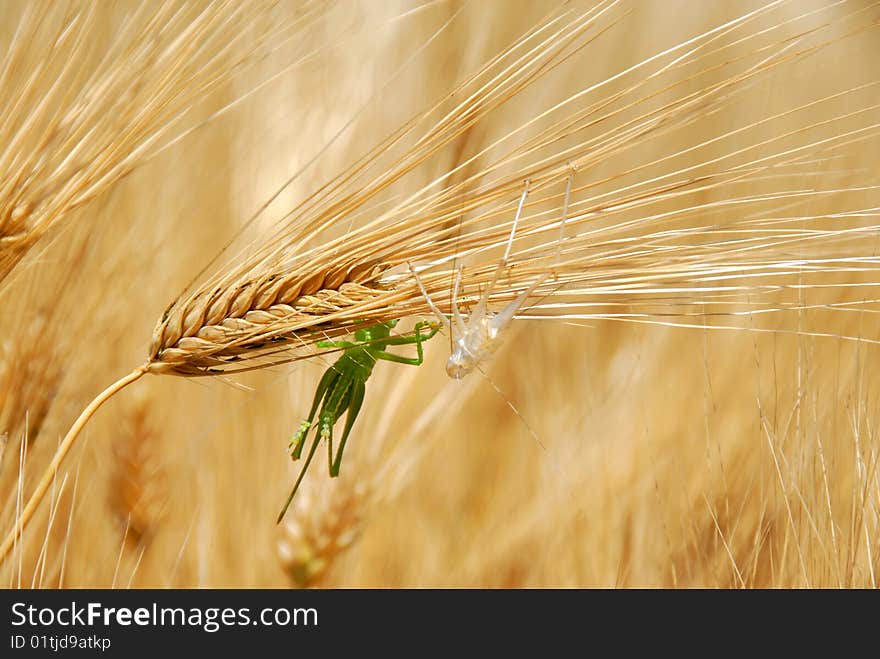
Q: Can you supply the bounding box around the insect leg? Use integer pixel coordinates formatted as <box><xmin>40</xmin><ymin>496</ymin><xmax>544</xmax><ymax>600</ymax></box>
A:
<box><xmin>372</xmin><ymin>319</ymin><xmax>439</xmax><ymax>366</ymax></box>
<box><xmin>489</xmin><ymin>174</ymin><xmax>569</xmax><ymax>334</ymax></box>
<box><xmin>502</xmin><ymin>178</ymin><xmax>530</xmax><ymax>265</ymax></box>
<box><xmin>450</xmin><ymin>266</ymin><xmax>467</xmax><ymax>337</ymax></box>
<box><xmin>474</xmin><ymin>179</ymin><xmax>532</xmax><ymax>323</ymax></box>
<box><xmin>407</xmin><ymin>262</ymin><xmax>451</xmax><ymax>329</ymax></box>
<box><xmin>319</xmin><ymin>371</ymin><xmax>355</xmax><ymax>477</ymax></box>
<box><xmin>381</xmin><ymin>321</ymin><xmax>441</xmax><ymax>348</ymax></box>
<box><xmin>372</xmin><ymin>350</ymin><xmax>426</xmax><ymax>366</ymax></box>
<box><xmin>290</xmin><ymin>368</ymin><xmax>339</xmax><ymax>460</ymax></box>
<box><xmin>489</xmin><ymin>275</ymin><xmax>546</xmax><ymax>336</ymax></box>
<box><xmin>329</xmin><ymin>379</ymin><xmax>366</xmax><ymax>478</ymax></box>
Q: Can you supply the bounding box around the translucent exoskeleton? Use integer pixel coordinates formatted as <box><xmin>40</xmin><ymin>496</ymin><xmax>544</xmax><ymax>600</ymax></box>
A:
<box><xmin>278</xmin><ymin>319</ymin><xmax>440</xmax><ymax>521</ymax></box>
<box><xmin>410</xmin><ymin>175</ymin><xmax>572</xmax><ymax>379</ymax></box>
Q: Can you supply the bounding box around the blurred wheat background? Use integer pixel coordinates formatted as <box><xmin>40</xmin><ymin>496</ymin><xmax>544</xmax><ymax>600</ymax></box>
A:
<box><xmin>1</xmin><ymin>0</ymin><xmax>879</xmax><ymax>587</ymax></box>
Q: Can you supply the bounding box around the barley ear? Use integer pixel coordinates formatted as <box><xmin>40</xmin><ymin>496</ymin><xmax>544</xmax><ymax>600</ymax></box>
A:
<box><xmin>277</xmin><ymin>481</ymin><xmax>368</xmax><ymax>587</ymax></box>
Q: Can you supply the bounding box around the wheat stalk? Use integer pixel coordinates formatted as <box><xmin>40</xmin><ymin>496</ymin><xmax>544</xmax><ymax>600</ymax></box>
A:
<box><xmin>2</xmin><ymin>1</ymin><xmax>878</xmax><ymax>566</ymax></box>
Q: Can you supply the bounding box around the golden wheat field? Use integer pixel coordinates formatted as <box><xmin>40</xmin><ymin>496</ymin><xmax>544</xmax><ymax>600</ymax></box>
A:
<box><xmin>1</xmin><ymin>0</ymin><xmax>879</xmax><ymax>588</ymax></box>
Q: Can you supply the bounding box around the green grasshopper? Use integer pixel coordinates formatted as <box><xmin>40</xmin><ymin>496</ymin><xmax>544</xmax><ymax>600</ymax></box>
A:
<box><xmin>277</xmin><ymin>319</ymin><xmax>440</xmax><ymax>522</ymax></box>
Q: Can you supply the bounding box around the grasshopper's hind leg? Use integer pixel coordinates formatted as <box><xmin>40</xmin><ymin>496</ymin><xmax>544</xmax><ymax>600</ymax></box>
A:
<box><xmin>329</xmin><ymin>379</ymin><xmax>365</xmax><ymax>478</ymax></box>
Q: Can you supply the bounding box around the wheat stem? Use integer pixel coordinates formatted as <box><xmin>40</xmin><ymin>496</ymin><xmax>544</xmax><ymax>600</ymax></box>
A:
<box><xmin>0</xmin><ymin>365</ymin><xmax>148</xmax><ymax>565</ymax></box>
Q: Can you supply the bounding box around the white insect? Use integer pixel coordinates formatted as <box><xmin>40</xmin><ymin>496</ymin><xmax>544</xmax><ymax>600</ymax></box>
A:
<box><xmin>410</xmin><ymin>175</ymin><xmax>572</xmax><ymax>379</ymax></box>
